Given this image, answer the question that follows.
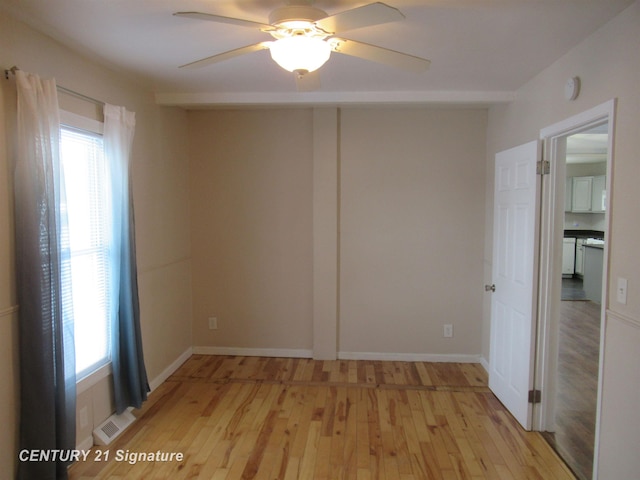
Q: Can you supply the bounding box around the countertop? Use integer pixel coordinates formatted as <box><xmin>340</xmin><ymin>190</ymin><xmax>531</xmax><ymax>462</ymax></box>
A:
<box><xmin>564</xmin><ymin>229</ymin><xmax>605</xmax><ymax>240</ymax></box>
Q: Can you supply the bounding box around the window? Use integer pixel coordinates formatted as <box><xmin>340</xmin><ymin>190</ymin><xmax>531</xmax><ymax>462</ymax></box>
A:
<box><xmin>59</xmin><ymin>113</ymin><xmax>111</xmax><ymax>380</ymax></box>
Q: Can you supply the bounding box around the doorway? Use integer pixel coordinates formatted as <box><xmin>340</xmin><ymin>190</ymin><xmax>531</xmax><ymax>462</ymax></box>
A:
<box><xmin>542</xmin><ymin>124</ymin><xmax>608</xmax><ymax>480</ymax></box>
<box><xmin>535</xmin><ymin>101</ymin><xmax>615</xmax><ymax>480</ymax></box>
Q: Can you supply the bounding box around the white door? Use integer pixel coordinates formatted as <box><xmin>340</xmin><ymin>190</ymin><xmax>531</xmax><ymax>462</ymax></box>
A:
<box><xmin>489</xmin><ymin>140</ymin><xmax>540</xmax><ymax>430</ymax></box>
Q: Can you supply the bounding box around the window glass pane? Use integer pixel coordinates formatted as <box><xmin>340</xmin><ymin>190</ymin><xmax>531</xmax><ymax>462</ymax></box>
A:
<box><xmin>60</xmin><ymin>125</ymin><xmax>111</xmax><ymax>379</ymax></box>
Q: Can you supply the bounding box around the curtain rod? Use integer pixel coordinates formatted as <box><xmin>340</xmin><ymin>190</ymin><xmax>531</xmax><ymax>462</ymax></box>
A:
<box><xmin>4</xmin><ymin>65</ymin><xmax>105</xmax><ymax>107</ymax></box>
<box><xmin>56</xmin><ymin>85</ymin><xmax>105</xmax><ymax>107</ymax></box>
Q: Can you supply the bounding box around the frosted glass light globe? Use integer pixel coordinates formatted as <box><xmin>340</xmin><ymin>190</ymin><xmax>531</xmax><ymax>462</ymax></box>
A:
<box><xmin>269</xmin><ymin>36</ymin><xmax>331</xmax><ymax>73</ymax></box>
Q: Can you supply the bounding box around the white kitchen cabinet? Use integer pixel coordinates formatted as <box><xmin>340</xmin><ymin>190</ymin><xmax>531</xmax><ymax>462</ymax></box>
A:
<box><xmin>569</xmin><ymin>175</ymin><xmax>606</xmax><ymax>213</ymax></box>
<box><xmin>592</xmin><ymin>175</ymin><xmax>606</xmax><ymax>212</ymax></box>
<box><xmin>572</xmin><ymin>176</ymin><xmax>593</xmax><ymax>212</ymax></box>
<box><xmin>562</xmin><ymin>238</ymin><xmax>576</xmax><ymax>276</ymax></box>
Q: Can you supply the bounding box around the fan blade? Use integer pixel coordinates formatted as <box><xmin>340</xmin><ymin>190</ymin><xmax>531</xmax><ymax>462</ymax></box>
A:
<box><xmin>174</xmin><ymin>11</ymin><xmax>273</xmax><ymax>31</ymax></box>
<box><xmin>179</xmin><ymin>43</ymin><xmax>271</xmax><ymax>69</ymax></box>
<box><xmin>315</xmin><ymin>2</ymin><xmax>403</xmax><ymax>34</ymax></box>
<box><xmin>331</xmin><ymin>38</ymin><xmax>430</xmax><ymax>72</ymax></box>
<box><xmin>295</xmin><ymin>70</ymin><xmax>321</xmax><ymax>92</ymax></box>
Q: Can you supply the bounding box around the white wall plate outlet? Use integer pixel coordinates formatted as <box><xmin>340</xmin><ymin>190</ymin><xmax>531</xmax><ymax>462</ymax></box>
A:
<box><xmin>443</xmin><ymin>324</ymin><xmax>453</xmax><ymax>338</ymax></box>
<box><xmin>617</xmin><ymin>278</ymin><xmax>628</xmax><ymax>305</ymax></box>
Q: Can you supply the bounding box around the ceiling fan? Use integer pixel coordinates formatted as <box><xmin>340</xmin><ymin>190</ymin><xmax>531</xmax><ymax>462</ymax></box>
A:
<box><xmin>174</xmin><ymin>1</ymin><xmax>430</xmax><ymax>90</ymax></box>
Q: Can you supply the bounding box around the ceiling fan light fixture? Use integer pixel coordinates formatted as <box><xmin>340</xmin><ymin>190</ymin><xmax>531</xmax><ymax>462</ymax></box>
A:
<box><xmin>269</xmin><ymin>36</ymin><xmax>331</xmax><ymax>73</ymax></box>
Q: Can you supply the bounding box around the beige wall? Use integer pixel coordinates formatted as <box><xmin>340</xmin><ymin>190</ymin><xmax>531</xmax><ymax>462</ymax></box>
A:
<box><xmin>340</xmin><ymin>108</ymin><xmax>487</xmax><ymax>357</ymax></box>
<box><xmin>0</xmin><ymin>30</ymin><xmax>19</xmax><ymax>472</ymax></box>
<box><xmin>0</xmin><ymin>10</ymin><xmax>192</xmax><ymax>470</ymax></box>
<box><xmin>484</xmin><ymin>1</ymin><xmax>640</xmax><ymax>476</ymax></box>
<box><xmin>188</xmin><ymin>107</ymin><xmax>487</xmax><ymax>359</ymax></box>
<box><xmin>188</xmin><ymin>109</ymin><xmax>314</xmax><ymax>353</ymax></box>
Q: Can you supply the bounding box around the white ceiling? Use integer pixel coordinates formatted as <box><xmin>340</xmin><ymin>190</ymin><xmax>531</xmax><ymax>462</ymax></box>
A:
<box><xmin>566</xmin><ymin>123</ymin><xmax>609</xmax><ymax>164</ymax></box>
<box><xmin>1</xmin><ymin>0</ymin><xmax>633</xmax><ymax>107</ymax></box>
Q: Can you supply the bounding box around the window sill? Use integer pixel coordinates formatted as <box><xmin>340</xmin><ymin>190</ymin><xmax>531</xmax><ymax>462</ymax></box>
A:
<box><xmin>77</xmin><ymin>362</ymin><xmax>112</xmax><ymax>394</ymax></box>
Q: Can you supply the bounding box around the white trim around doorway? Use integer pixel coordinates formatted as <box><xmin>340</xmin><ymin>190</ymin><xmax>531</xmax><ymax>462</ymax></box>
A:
<box><xmin>536</xmin><ymin>99</ymin><xmax>616</xmax><ymax>480</ymax></box>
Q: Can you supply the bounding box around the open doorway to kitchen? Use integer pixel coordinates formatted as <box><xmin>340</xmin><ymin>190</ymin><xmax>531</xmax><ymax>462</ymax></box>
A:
<box><xmin>536</xmin><ymin>102</ymin><xmax>614</xmax><ymax>480</ymax></box>
<box><xmin>545</xmin><ymin>123</ymin><xmax>608</xmax><ymax>480</ymax></box>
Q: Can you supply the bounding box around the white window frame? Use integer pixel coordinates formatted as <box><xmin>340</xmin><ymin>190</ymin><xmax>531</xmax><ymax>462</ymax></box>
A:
<box><xmin>60</xmin><ymin>110</ymin><xmax>112</xmax><ymax>390</ymax></box>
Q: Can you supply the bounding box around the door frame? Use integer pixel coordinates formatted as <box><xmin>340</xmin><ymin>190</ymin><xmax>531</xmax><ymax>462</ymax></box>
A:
<box><xmin>535</xmin><ymin>99</ymin><xmax>616</xmax><ymax>476</ymax></box>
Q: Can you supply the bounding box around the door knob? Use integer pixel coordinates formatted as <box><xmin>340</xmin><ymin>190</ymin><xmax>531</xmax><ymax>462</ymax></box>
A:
<box><xmin>485</xmin><ymin>284</ymin><xmax>496</xmax><ymax>292</ymax></box>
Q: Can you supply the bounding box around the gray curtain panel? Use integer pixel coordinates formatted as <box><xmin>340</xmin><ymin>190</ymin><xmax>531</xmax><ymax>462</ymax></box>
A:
<box><xmin>103</xmin><ymin>104</ymin><xmax>149</xmax><ymax>413</ymax></box>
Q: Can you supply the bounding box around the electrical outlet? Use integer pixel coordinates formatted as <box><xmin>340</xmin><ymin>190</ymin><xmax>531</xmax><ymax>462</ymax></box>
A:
<box><xmin>443</xmin><ymin>324</ymin><xmax>453</xmax><ymax>338</ymax></box>
<box><xmin>208</xmin><ymin>317</ymin><xmax>218</xmax><ymax>330</ymax></box>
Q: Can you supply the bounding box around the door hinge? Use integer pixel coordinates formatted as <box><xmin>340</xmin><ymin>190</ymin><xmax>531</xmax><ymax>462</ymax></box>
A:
<box><xmin>528</xmin><ymin>389</ymin><xmax>542</xmax><ymax>404</ymax></box>
<box><xmin>536</xmin><ymin>160</ymin><xmax>550</xmax><ymax>175</ymax></box>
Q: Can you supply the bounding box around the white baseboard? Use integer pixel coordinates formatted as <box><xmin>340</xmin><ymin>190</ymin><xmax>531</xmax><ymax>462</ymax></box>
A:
<box><xmin>338</xmin><ymin>351</ymin><xmax>483</xmax><ymax>363</ymax></box>
<box><xmin>191</xmin><ymin>346</ymin><xmax>484</xmax><ymax>365</ymax></box>
<box><xmin>479</xmin><ymin>356</ymin><xmax>489</xmax><ymax>373</ymax></box>
<box><xmin>148</xmin><ymin>347</ymin><xmax>193</xmax><ymax>392</ymax></box>
<box><xmin>76</xmin><ymin>434</ymin><xmax>93</xmax><ymax>451</ymax></box>
<box><xmin>192</xmin><ymin>346</ymin><xmax>313</xmax><ymax>358</ymax></box>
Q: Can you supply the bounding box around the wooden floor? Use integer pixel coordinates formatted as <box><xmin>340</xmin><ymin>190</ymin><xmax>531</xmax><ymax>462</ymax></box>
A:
<box><xmin>543</xmin><ymin>300</ymin><xmax>600</xmax><ymax>480</ymax></box>
<box><xmin>69</xmin><ymin>355</ymin><xmax>575</xmax><ymax>479</ymax></box>
<box><xmin>561</xmin><ymin>278</ymin><xmax>587</xmax><ymax>301</ymax></box>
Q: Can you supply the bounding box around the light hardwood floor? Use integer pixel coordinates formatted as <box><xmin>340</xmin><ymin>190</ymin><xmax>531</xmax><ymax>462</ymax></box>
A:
<box><xmin>69</xmin><ymin>355</ymin><xmax>575</xmax><ymax>479</ymax></box>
